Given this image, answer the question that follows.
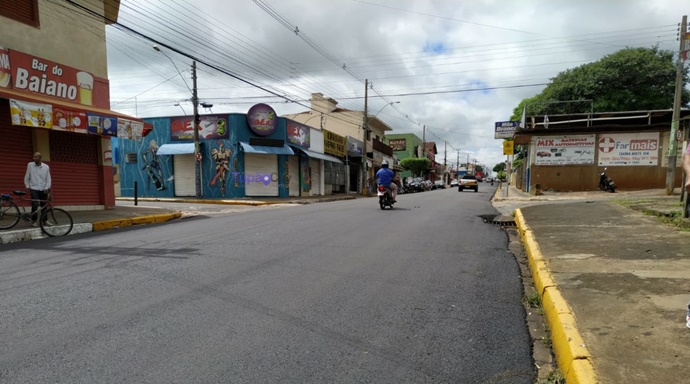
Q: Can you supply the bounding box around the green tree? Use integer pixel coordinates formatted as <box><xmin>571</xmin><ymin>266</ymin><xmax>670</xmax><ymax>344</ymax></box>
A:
<box><xmin>511</xmin><ymin>46</ymin><xmax>690</xmax><ymax>120</ymax></box>
<box><xmin>493</xmin><ymin>162</ymin><xmax>506</xmax><ymax>173</ymax></box>
<box><xmin>400</xmin><ymin>158</ymin><xmax>430</xmax><ymax>177</ymax></box>
<box><xmin>475</xmin><ymin>165</ymin><xmax>484</xmax><ymax>173</ymax></box>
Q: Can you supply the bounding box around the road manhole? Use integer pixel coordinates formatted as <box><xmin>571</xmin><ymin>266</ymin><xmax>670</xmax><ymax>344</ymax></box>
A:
<box><xmin>479</xmin><ymin>214</ymin><xmax>516</xmax><ymax>227</ymax></box>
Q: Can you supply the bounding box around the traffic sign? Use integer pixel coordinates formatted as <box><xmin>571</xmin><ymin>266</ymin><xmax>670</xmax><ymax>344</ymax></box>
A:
<box><xmin>503</xmin><ymin>140</ymin><xmax>514</xmax><ymax>155</ymax></box>
<box><xmin>495</xmin><ymin>121</ymin><xmax>518</xmax><ymax>139</ymax></box>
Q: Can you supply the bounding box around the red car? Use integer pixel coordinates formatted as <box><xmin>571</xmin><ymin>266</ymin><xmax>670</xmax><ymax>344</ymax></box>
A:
<box><xmin>537</xmin><ymin>151</ymin><xmax>552</xmax><ymax>157</ymax></box>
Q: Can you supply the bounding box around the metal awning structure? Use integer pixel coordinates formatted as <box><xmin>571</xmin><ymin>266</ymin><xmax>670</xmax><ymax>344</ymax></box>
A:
<box><xmin>239</xmin><ymin>142</ymin><xmax>294</xmax><ymax>155</ymax></box>
<box><xmin>156</xmin><ymin>143</ymin><xmax>195</xmax><ymax>155</ymax></box>
<box><xmin>290</xmin><ymin>145</ymin><xmax>343</xmax><ymax>164</ymax></box>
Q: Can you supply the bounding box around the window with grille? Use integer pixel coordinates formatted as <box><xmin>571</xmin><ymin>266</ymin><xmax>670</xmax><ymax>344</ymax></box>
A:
<box><xmin>49</xmin><ymin>131</ymin><xmax>98</xmax><ymax>164</ymax></box>
<box><xmin>0</xmin><ymin>0</ymin><xmax>40</xmax><ymax>28</ymax></box>
<box><xmin>125</xmin><ymin>153</ymin><xmax>138</xmax><ymax>163</ymax></box>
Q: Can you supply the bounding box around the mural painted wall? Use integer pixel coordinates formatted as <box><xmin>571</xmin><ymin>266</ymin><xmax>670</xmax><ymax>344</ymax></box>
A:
<box><xmin>117</xmin><ymin>115</ymin><xmax>245</xmax><ymax>198</ymax></box>
<box><xmin>117</xmin><ymin>111</ymin><xmax>293</xmax><ymax>199</ymax></box>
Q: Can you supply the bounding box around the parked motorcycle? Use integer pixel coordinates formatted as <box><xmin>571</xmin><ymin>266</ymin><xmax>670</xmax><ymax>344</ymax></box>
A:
<box><xmin>599</xmin><ymin>168</ymin><xmax>616</xmax><ymax>193</ymax></box>
<box><xmin>378</xmin><ymin>185</ymin><xmax>395</xmax><ymax>210</ymax></box>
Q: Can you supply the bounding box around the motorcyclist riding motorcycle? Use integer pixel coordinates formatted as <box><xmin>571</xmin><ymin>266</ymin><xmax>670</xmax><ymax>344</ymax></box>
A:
<box><xmin>376</xmin><ymin>160</ymin><xmax>398</xmax><ymax>203</ymax></box>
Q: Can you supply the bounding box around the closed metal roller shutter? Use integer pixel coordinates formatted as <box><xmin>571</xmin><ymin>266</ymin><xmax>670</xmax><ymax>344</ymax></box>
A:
<box><xmin>173</xmin><ymin>154</ymin><xmax>197</xmax><ymax>197</ymax></box>
<box><xmin>49</xmin><ymin>130</ymin><xmax>101</xmax><ymax>205</ymax></box>
<box><xmin>0</xmin><ymin>103</ymin><xmax>34</xmax><ymax>200</ymax></box>
<box><xmin>244</xmin><ymin>153</ymin><xmax>278</xmax><ymax>197</ymax></box>
<box><xmin>309</xmin><ymin>158</ymin><xmax>321</xmax><ymax>196</ymax></box>
<box><xmin>288</xmin><ymin>155</ymin><xmax>299</xmax><ymax>196</ymax></box>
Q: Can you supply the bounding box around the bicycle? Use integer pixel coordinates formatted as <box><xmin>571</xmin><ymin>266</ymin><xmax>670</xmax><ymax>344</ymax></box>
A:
<box><xmin>0</xmin><ymin>190</ymin><xmax>74</xmax><ymax>237</ymax></box>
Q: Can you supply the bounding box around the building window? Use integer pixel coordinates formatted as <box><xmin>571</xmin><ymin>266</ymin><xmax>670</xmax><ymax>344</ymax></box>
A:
<box><xmin>125</xmin><ymin>153</ymin><xmax>138</xmax><ymax>163</ymax></box>
<box><xmin>0</xmin><ymin>0</ymin><xmax>40</xmax><ymax>28</ymax></box>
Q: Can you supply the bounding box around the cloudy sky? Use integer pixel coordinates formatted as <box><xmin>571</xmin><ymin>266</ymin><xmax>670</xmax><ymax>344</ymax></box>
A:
<box><xmin>105</xmin><ymin>0</ymin><xmax>685</xmax><ymax>170</ymax></box>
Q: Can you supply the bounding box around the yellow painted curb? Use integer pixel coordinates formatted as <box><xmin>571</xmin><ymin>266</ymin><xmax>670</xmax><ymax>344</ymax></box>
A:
<box><xmin>567</xmin><ymin>359</ymin><xmax>598</xmax><ymax>384</ymax></box>
<box><xmin>543</xmin><ymin>290</ymin><xmax>591</xmax><ymax>376</ymax></box>
<box><xmin>92</xmin><ymin>219</ymin><xmax>133</xmax><ymax>231</ymax></box>
<box><xmin>116</xmin><ymin>198</ymin><xmax>288</xmax><ymax>206</ymax></box>
<box><xmin>92</xmin><ymin>213</ymin><xmax>182</xmax><ymax>231</ymax></box>
<box><xmin>514</xmin><ymin>208</ymin><xmax>598</xmax><ymax>384</ymax></box>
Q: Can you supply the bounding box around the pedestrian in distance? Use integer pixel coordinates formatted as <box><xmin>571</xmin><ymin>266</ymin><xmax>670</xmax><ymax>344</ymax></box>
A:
<box><xmin>24</xmin><ymin>152</ymin><xmax>52</xmax><ymax>227</ymax></box>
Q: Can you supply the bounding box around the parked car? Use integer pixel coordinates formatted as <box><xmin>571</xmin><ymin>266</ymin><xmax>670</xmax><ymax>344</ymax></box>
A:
<box><xmin>450</xmin><ymin>179</ymin><xmax>459</xmax><ymax>187</ymax></box>
<box><xmin>434</xmin><ymin>180</ymin><xmax>445</xmax><ymax>189</ymax></box>
<box><xmin>458</xmin><ymin>174</ymin><xmax>479</xmax><ymax>192</ymax></box>
<box><xmin>408</xmin><ymin>177</ymin><xmax>426</xmax><ymax>192</ymax></box>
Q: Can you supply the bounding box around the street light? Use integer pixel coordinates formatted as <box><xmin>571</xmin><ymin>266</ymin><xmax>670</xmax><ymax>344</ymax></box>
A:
<box><xmin>174</xmin><ymin>103</ymin><xmax>187</xmax><ymax>115</ymax></box>
<box><xmin>153</xmin><ymin>45</ymin><xmax>201</xmax><ymax>199</ymax></box>
<box><xmin>372</xmin><ymin>101</ymin><xmax>400</xmax><ymax>120</ymax></box>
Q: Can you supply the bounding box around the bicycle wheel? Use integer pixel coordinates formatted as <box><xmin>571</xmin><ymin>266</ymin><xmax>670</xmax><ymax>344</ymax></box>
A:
<box><xmin>40</xmin><ymin>208</ymin><xmax>73</xmax><ymax>237</ymax></box>
<box><xmin>0</xmin><ymin>199</ymin><xmax>21</xmax><ymax>229</ymax></box>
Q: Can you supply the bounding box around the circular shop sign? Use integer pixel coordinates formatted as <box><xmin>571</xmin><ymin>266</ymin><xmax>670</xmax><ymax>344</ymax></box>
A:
<box><xmin>247</xmin><ymin>103</ymin><xmax>277</xmax><ymax>136</ymax></box>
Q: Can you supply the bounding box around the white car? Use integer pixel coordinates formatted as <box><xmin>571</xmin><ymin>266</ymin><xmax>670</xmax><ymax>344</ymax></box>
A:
<box><xmin>450</xmin><ymin>179</ymin><xmax>459</xmax><ymax>187</ymax></box>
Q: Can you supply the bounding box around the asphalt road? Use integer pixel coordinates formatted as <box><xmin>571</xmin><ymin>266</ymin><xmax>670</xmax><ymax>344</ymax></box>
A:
<box><xmin>0</xmin><ymin>185</ymin><xmax>534</xmax><ymax>383</ymax></box>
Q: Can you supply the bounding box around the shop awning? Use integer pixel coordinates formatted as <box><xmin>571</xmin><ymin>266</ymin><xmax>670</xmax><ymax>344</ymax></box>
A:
<box><xmin>290</xmin><ymin>145</ymin><xmax>343</xmax><ymax>164</ymax></box>
<box><xmin>0</xmin><ymin>87</ymin><xmax>155</xmax><ymax>137</ymax></box>
<box><xmin>157</xmin><ymin>143</ymin><xmax>195</xmax><ymax>155</ymax></box>
<box><xmin>0</xmin><ymin>87</ymin><xmax>144</xmax><ymax>122</ymax></box>
<box><xmin>239</xmin><ymin>142</ymin><xmax>294</xmax><ymax>155</ymax></box>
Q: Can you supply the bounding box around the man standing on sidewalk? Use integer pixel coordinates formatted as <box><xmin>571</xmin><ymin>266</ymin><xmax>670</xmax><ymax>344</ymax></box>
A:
<box><xmin>684</xmin><ymin>143</ymin><xmax>690</xmax><ymax>328</ymax></box>
<box><xmin>684</xmin><ymin>143</ymin><xmax>690</xmax><ymax>194</ymax></box>
<box><xmin>24</xmin><ymin>152</ymin><xmax>52</xmax><ymax>227</ymax></box>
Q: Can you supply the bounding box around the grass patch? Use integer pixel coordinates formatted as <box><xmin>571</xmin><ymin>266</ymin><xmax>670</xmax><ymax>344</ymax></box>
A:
<box><xmin>541</xmin><ymin>323</ymin><xmax>552</xmax><ymax>348</ymax></box>
<box><xmin>524</xmin><ymin>292</ymin><xmax>541</xmax><ymax>308</ymax></box>
<box><xmin>614</xmin><ymin>199</ymin><xmax>690</xmax><ymax>232</ymax></box>
<box><xmin>537</xmin><ymin>369</ymin><xmax>566</xmax><ymax>384</ymax></box>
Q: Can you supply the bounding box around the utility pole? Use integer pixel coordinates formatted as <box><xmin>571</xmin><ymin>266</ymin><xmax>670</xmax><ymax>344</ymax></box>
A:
<box><xmin>192</xmin><ymin>61</ymin><xmax>201</xmax><ymax>199</ymax></box>
<box><xmin>456</xmin><ymin>150</ymin><xmax>459</xmax><ymax>174</ymax></box>
<box><xmin>665</xmin><ymin>14</ymin><xmax>687</xmax><ymax>195</ymax></box>
<box><xmin>444</xmin><ymin>141</ymin><xmax>447</xmax><ymax>183</ymax></box>
<box><xmin>421</xmin><ymin>125</ymin><xmax>426</xmax><ymax>158</ymax></box>
<box><xmin>361</xmin><ymin>79</ymin><xmax>369</xmax><ymax>195</ymax></box>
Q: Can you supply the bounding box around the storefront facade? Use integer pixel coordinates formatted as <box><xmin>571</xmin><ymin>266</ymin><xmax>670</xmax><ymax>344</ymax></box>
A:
<box><xmin>117</xmin><ymin>104</ymin><xmax>299</xmax><ymax>199</ymax></box>
<box><xmin>384</xmin><ymin>133</ymin><xmax>422</xmax><ymax>180</ymax></box>
<box><xmin>514</xmin><ymin>110</ymin><xmax>690</xmax><ymax>193</ymax></box>
<box><xmin>346</xmin><ymin>136</ymin><xmax>364</xmax><ymax>193</ymax></box>
<box><xmin>0</xmin><ymin>47</ymin><xmax>144</xmax><ymax>209</ymax></box>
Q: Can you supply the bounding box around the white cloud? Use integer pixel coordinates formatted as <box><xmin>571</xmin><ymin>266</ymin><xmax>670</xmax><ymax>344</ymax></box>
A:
<box><xmin>106</xmin><ymin>0</ymin><xmax>684</xmax><ymax>169</ymax></box>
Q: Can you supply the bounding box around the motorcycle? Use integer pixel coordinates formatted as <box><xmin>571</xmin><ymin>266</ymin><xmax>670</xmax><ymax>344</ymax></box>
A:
<box><xmin>377</xmin><ymin>184</ymin><xmax>395</xmax><ymax>210</ymax></box>
<box><xmin>599</xmin><ymin>167</ymin><xmax>616</xmax><ymax>193</ymax></box>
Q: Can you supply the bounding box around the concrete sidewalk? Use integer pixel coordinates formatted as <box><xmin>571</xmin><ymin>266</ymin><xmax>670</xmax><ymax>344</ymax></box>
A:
<box><xmin>0</xmin><ymin>194</ymin><xmax>357</xmax><ymax>245</ymax></box>
<box><xmin>496</xmin><ymin>185</ymin><xmax>690</xmax><ymax>383</ymax></box>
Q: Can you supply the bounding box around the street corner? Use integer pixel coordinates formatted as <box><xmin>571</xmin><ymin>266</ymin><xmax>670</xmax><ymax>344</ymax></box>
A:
<box><xmin>131</xmin><ymin>212</ymin><xmax>182</xmax><ymax>225</ymax></box>
<box><xmin>92</xmin><ymin>212</ymin><xmax>182</xmax><ymax>231</ymax></box>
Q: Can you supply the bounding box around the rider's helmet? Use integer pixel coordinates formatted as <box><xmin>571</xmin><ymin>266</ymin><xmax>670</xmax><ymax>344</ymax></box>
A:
<box><xmin>381</xmin><ymin>160</ymin><xmax>389</xmax><ymax>168</ymax></box>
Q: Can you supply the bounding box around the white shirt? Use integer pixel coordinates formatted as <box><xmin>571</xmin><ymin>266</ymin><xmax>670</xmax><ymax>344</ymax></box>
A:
<box><xmin>24</xmin><ymin>162</ymin><xmax>52</xmax><ymax>191</ymax></box>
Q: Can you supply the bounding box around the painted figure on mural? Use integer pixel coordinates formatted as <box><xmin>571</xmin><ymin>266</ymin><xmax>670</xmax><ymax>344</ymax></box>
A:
<box><xmin>302</xmin><ymin>163</ymin><xmax>311</xmax><ymax>193</ymax></box>
<box><xmin>142</xmin><ymin>139</ymin><xmax>165</xmax><ymax>191</ymax></box>
<box><xmin>210</xmin><ymin>141</ymin><xmax>232</xmax><ymax>196</ymax></box>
